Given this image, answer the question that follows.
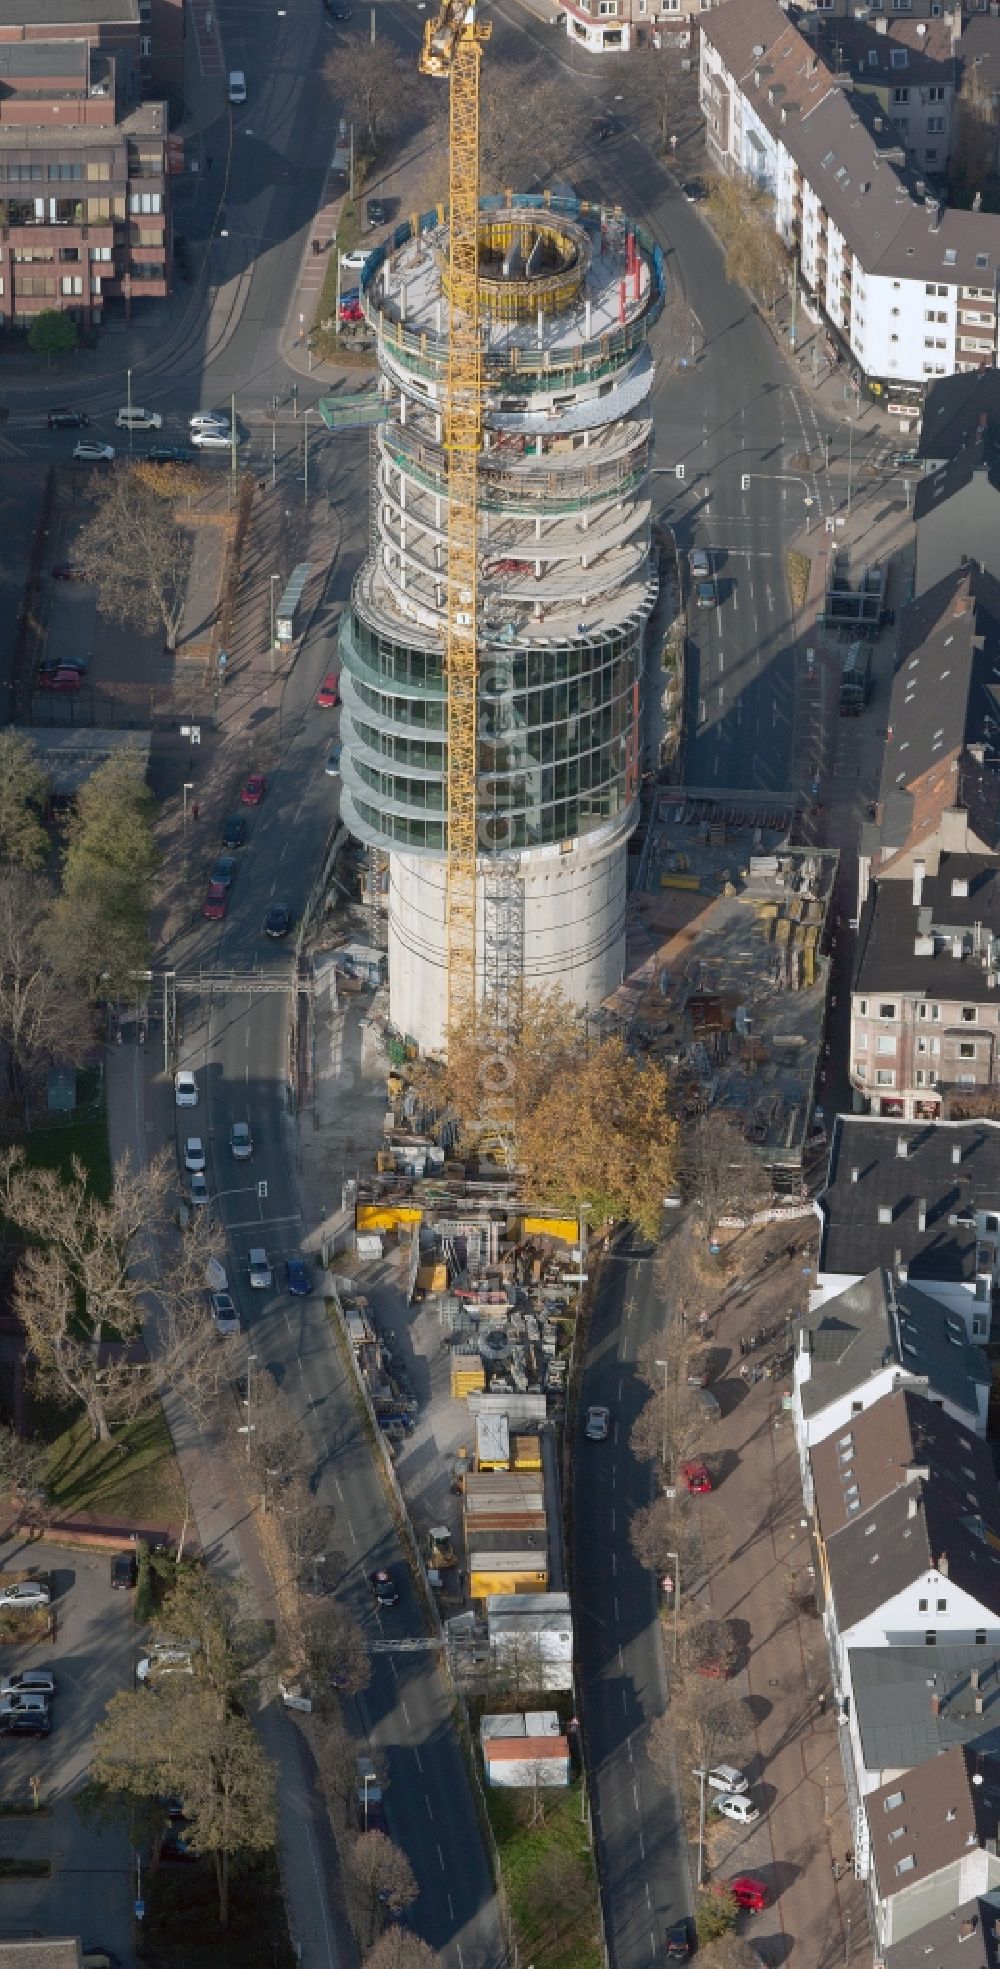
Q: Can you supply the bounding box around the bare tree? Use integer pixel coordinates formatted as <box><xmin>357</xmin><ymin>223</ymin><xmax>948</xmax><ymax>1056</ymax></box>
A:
<box><xmin>0</xmin><ymin>732</ymin><xmax>50</xmax><ymax>874</ymax></box>
<box><xmin>0</xmin><ymin>868</ymin><xmax>93</xmax><ymax>1123</ymax></box>
<box><xmin>704</xmin><ymin>177</ymin><xmax>789</xmax><ymax>312</ymax></box>
<box><xmin>365</xmin><ymin>1931</ymin><xmax>440</xmax><ymax>1969</ymax></box>
<box><xmin>311</xmin><ymin>1710</ymin><xmax>362</xmax><ymax>1826</ymax></box>
<box><xmin>677</xmin><ymin>1614</ymin><xmax>737</xmax><ymax>1683</ymax></box>
<box><xmin>302</xmin><ymin>1602</ymin><xmax>370</xmax><ymax>1700</ymax></box>
<box><xmin>684</xmin><ymin>1114</ymin><xmax>770</xmax><ymax>1239</ymax></box>
<box><xmin>630</xmin><ymin>1495</ymin><xmax>701</xmax><ymax>1586</ymax></box>
<box><xmin>75</xmin><ymin>464</ymin><xmax>193</xmax><ymax>654</ymax></box>
<box><xmin>0</xmin><ymin>1421</ymin><xmax>48</xmax><ymax>1502</ymax></box>
<box><xmin>698</xmin><ymin>1939</ymin><xmax>761</xmax><ymax>1969</ymax></box>
<box><xmin>632</xmin><ymin>1325</ymin><xmax>702</xmax><ymax>1482</ymax></box>
<box><xmin>650</xmin><ymin>1678</ymin><xmax>743</xmax><ymax>1781</ymax></box>
<box><xmin>45</xmin><ymin>751</ymin><xmax>158</xmax><ymax>1000</ymax></box>
<box><xmin>479</xmin><ymin>56</ymin><xmax>589</xmax><ymax>191</ymax></box>
<box><xmin>328</xmin><ymin>40</ymin><xmax>409</xmax><ymax>150</ymax></box>
<box><xmin>93</xmin><ymin>1682</ymin><xmax>276</xmax><ymax>1928</ymax></box>
<box><xmin>350</xmin><ymin>1831</ymin><xmax>418</xmax><ymax>1946</ymax></box>
<box><xmin>4</xmin><ymin>1148</ymin><xmax>225</xmax><ymax>1443</ymax></box>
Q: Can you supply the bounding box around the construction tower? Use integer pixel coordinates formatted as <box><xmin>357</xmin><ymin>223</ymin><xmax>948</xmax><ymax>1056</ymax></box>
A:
<box><xmin>338</xmin><ymin>190</ymin><xmax>664</xmax><ymax>1055</ymax></box>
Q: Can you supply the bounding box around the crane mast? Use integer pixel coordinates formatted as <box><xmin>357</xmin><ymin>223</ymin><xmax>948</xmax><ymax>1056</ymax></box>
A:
<box><xmin>419</xmin><ymin>0</ymin><xmax>490</xmax><ymax>1039</ymax></box>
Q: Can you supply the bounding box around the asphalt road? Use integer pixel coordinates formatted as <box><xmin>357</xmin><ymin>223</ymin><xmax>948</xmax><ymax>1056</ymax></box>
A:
<box><xmin>170</xmin><ymin>431</ymin><xmax>504</xmax><ymax>1969</ymax></box>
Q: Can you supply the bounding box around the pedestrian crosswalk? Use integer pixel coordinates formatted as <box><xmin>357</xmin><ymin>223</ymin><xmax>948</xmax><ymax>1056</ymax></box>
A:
<box><xmin>188</xmin><ymin>0</ymin><xmax>223</xmax><ymax>78</ymax></box>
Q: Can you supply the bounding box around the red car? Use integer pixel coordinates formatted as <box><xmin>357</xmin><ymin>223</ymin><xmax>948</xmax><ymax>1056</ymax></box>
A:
<box><xmin>316</xmin><ymin>671</ymin><xmax>341</xmax><ymax>708</ymax></box>
<box><xmin>682</xmin><ymin>1460</ymin><xmax>713</xmax><ymax>1495</ymax></box>
<box><xmin>241</xmin><ymin>774</ymin><xmax>266</xmax><ymax>806</ymax></box>
<box><xmin>725</xmin><ymin>1878</ymin><xmax>768</xmax><ymax>1914</ymax></box>
<box><xmin>339</xmin><ymin>299</ymin><xmax>364</xmax><ymax>323</ymax></box>
<box><xmin>202</xmin><ymin>881</ymin><xmax>228</xmax><ymax>921</ymax></box>
<box><xmin>38</xmin><ymin>666</ymin><xmax>82</xmax><ymax>692</ymax></box>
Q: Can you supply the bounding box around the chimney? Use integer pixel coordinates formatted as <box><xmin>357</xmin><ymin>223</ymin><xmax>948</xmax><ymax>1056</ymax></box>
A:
<box><xmin>913</xmin><ymin>860</ymin><xmax>926</xmax><ymax>906</ymax></box>
<box><xmin>953</xmin><ymin>1143</ymin><xmax>963</xmax><ymax>1165</ymax></box>
<box><xmin>931</xmin><ymin>1692</ymin><xmax>941</xmax><ymax>1716</ymax></box>
<box><xmin>972</xmin><ymin>1667</ymin><xmax>982</xmax><ymax>1690</ymax></box>
<box><xmin>976</xmin><ymin>1692</ymin><xmax>986</xmax><ymax>1715</ymax></box>
<box><xmin>852</xmin><ymin>1167</ymin><xmax>860</xmax><ymax>1184</ymax></box>
<box><xmin>918</xmin><ymin>1199</ymin><xmax>927</xmax><ymax>1232</ymax></box>
<box><xmin>909</xmin><ymin>1493</ymin><xmax>920</xmax><ymax>1519</ymax></box>
<box><xmin>879</xmin><ymin>1204</ymin><xmax>893</xmax><ymax>1223</ymax></box>
<box><xmin>938</xmin><ymin>1551</ymin><xmax>950</xmax><ymax>1577</ymax></box>
<box><xmin>898</xmin><ymin>1134</ymin><xmax>910</xmax><ymax>1158</ymax></box>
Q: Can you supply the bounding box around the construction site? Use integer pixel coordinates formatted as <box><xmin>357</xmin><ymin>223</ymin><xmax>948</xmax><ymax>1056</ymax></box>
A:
<box><xmin>611</xmin><ymin>790</ymin><xmax>839</xmax><ymax>1184</ymax></box>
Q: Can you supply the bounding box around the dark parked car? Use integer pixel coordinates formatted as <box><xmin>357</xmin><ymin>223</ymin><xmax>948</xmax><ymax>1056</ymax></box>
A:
<box><xmin>367</xmin><ymin>197</ymin><xmax>390</xmax><ymax>227</ymax></box>
<box><xmin>47</xmin><ymin>408</ymin><xmax>89</xmax><ymax>430</ymax></box>
<box><xmin>370</xmin><ymin>1569</ymin><xmax>399</xmax><ymax>1608</ymax></box>
<box><xmin>210</xmin><ymin>854</ymin><xmax>237</xmax><ymax>890</ymax></box>
<box><xmin>264</xmin><ymin>905</ymin><xmax>290</xmax><ymax>939</ymax></box>
<box><xmin>52</xmin><ymin>562</ymin><xmax>86</xmax><ymax>581</ymax></box>
<box><xmin>665</xmin><ymin>1921</ymin><xmax>692</xmax><ymax>1958</ymax></box>
<box><xmin>111</xmin><ymin>1550</ymin><xmax>137</xmax><ymax>1591</ymax></box>
<box><xmin>222</xmin><ymin>815</ymin><xmax>247</xmax><ymax>849</ymax></box>
<box><xmin>0</xmin><ymin>1711</ymin><xmax>51</xmax><ymax>1737</ymax></box>
<box><xmin>144</xmin><ymin>443</ymin><xmax>192</xmax><ymax>464</ymax></box>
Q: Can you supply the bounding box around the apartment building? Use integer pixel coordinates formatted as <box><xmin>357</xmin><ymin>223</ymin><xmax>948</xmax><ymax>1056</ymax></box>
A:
<box><xmin>914</xmin><ymin>427</ymin><xmax>1000</xmax><ymax>590</ymax></box>
<box><xmin>851</xmin><ymin>855</ymin><xmax>1000</xmax><ymax>1119</ymax></box>
<box><xmin>0</xmin><ymin>38</ymin><xmax>170</xmax><ymax>332</ymax></box>
<box><xmin>864</xmin><ymin>1748</ymin><xmax>1000</xmax><ymax>1948</ymax></box>
<box><xmin>700</xmin><ymin>0</ymin><xmax>1000</xmax><ymax>405</ymax></box>
<box><xmin>0</xmin><ymin>0</ymin><xmax>185</xmax><ymax>103</ymax></box>
<box><xmin>804</xmin><ymin>12</ymin><xmax>957</xmax><ymax>175</ymax></box>
<box><xmin>556</xmin><ymin>0</ymin><xmax>700</xmax><ymax>55</ymax></box>
<box><xmin>858</xmin><ymin>562</ymin><xmax>1000</xmax><ymax>916</ymax></box>
<box><xmin>813</xmin><ymin>1114</ymin><xmax>1000</xmax><ymax>1327</ymax></box>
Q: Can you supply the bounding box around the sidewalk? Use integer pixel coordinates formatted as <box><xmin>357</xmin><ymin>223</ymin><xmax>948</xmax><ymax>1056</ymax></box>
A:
<box><xmin>105</xmin><ymin>1033</ymin><xmax>357</xmax><ymax>1969</ymax></box>
<box><xmin>672</xmin><ymin>1222</ymin><xmax>868</xmax><ymax>1968</ymax></box>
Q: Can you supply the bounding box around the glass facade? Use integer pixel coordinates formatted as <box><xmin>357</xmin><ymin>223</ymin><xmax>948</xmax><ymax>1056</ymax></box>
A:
<box><xmin>341</xmin><ymin>607</ymin><xmax>644</xmax><ymax>855</ymax></box>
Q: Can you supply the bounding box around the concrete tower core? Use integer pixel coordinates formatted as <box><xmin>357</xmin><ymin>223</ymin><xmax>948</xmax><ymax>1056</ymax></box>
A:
<box><xmin>339</xmin><ymin>194</ymin><xmax>664</xmax><ymax>1054</ymax></box>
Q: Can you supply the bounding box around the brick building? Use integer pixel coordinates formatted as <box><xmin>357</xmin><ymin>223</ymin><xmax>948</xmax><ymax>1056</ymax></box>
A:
<box><xmin>0</xmin><ymin>0</ymin><xmax>184</xmax><ymax>105</ymax></box>
<box><xmin>0</xmin><ymin>37</ymin><xmax>170</xmax><ymax>332</ymax></box>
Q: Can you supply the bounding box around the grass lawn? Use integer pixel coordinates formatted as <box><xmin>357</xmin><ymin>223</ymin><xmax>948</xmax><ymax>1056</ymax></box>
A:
<box><xmin>485</xmin><ymin>1781</ymin><xmax>603</xmax><ymax>1969</ymax></box>
<box><xmin>137</xmin><ymin>1853</ymin><xmax>295</xmax><ymax>1969</ymax></box>
<box><xmin>24</xmin><ymin>1067</ymin><xmax>112</xmax><ymax>1198</ymax></box>
<box><xmin>42</xmin><ymin>1405</ymin><xmax>187</xmax><ymax>1529</ymax></box>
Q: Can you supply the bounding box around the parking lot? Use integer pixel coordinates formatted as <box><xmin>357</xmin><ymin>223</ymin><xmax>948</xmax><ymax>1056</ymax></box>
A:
<box><xmin>0</xmin><ymin>1535</ymin><xmax>139</xmax><ymax>1964</ymax></box>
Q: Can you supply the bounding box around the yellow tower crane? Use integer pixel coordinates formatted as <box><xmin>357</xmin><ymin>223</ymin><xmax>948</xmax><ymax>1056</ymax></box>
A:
<box><xmin>419</xmin><ymin>0</ymin><xmax>491</xmax><ymax>1039</ymax></box>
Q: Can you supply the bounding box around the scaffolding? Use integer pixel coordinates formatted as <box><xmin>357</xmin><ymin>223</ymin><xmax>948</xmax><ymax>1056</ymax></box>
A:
<box><xmin>419</xmin><ymin>0</ymin><xmax>491</xmax><ymax>1039</ymax></box>
<box><xmin>482</xmin><ymin>854</ymin><xmax>524</xmax><ymax>1037</ymax></box>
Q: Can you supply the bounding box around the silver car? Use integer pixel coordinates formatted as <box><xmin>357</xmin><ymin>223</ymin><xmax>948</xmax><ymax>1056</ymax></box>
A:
<box><xmin>0</xmin><ymin>1580</ymin><xmax>50</xmax><ymax>1609</ymax></box>
<box><xmin>585</xmin><ymin>1405</ymin><xmax>610</xmax><ymax>1441</ymax></box>
<box><xmin>230</xmin><ymin>1121</ymin><xmax>253</xmax><ymax>1161</ymax></box>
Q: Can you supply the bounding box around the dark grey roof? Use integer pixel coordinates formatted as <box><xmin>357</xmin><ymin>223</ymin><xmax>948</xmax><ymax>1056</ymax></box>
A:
<box><xmin>914</xmin><ymin>433</ymin><xmax>1000</xmax><ymax>524</ymax></box>
<box><xmin>853</xmin><ymin>855</ymin><xmax>1000</xmax><ymax>1001</ymax></box>
<box><xmin>819</xmin><ymin>1115</ymin><xmax>1000</xmax><ymax>1284</ymax></box>
<box><xmin>820</xmin><ymin>14</ymin><xmax>955</xmax><ymax>89</ymax></box>
<box><xmin>826</xmin><ymin>1469</ymin><xmax>1000</xmax><ymax>1633</ymax></box>
<box><xmin>885</xmin><ymin>1894</ymin><xmax>1000</xmax><ymax>1969</ymax></box>
<box><xmin>878</xmin><ymin>562</ymin><xmax>1000</xmax><ymax>811</ymax></box>
<box><xmin>0</xmin><ymin>40</ymin><xmax>88</xmax><ymax>79</ymax></box>
<box><xmin>812</xmin><ymin>1388</ymin><xmax>994</xmax><ymax>1541</ymax></box>
<box><xmin>919</xmin><ymin>372</ymin><xmax>1000</xmax><ymax>464</ymax></box>
<box><xmin>852</xmin><ymin>1646</ymin><xmax>1000</xmax><ymax>1778</ymax></box>
<box><xmin>799</xmin><ymin>1269</ymin><xmax>989</xmax><ymax>1423</ymax></box>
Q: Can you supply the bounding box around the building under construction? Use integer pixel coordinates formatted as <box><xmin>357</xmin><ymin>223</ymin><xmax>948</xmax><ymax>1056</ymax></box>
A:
<box><xmin>338</xmin><ymin>192</ymin><xmax>665</xmax><ymax>1052</ymax></box>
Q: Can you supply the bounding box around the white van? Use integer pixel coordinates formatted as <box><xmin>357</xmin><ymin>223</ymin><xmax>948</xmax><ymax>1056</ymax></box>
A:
<box><xmin>228</xmin><ymin>69</ymin><xmax>246</xmax><ymax>104</ymax></box>
<box><xmin>116</xmin><ymin>406</ymin><xmax>162</xmax><ymax>431</ymax></box>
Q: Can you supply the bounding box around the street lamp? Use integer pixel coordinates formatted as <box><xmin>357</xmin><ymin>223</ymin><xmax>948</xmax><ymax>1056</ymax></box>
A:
<box><xmin>655</xmin><ymin>1356</ymin><xmax>674</xmax><ymax>1480</ymax></box>
<box><xmin>667</xmin><ymin>1549</ymin><xmax>681</xmax><ymax>1663</ymax></box>
<box><xmin>692</xmin><ymin>1766</ymin><xmax>708</xmax><ymax>1885</ymax></box>
<box><xmin>362</xmin><ymin>1770</ymin><xmax>374</xmax><ymax>1831</ymax></box>
<box><xmin>269</xmin><ymin>573</ymin><xmax>280</xmax><ymax>675</ymax></box>
<box><xmin>182</xmin><ymin>780</ymin><xmax>194</xmax><ymax>831</ymax></box>
<box><xmin>244</xmin><ymin>1351</ymin><xmax>257</xmax><ymax>1461</ymax></box>
<box><xmin>126</xmin><ymin>365</ymin><xmax>133</xmax><ymax>459</ymax></box>
<box><xmin>846</xmin><ymin>416</ymin><xmax>854</xmax><ymax>520</ymax></box>
<box><xmin>302</xmin><ymin>406</ymin><xmax>315</xmax><ymax>505</ymax></box>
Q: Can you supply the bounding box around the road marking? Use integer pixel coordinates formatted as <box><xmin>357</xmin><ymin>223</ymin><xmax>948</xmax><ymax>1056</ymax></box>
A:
<box><xmin>425</xmin><ymin>1793</ymin><xmax>434</xmax><ymax>1819</ymax></box>
<box><xmin>400</xmin><ymin>1698</ymin><xmax>411</xmax><ymax>1726</ymax></box>
<box><xmin>611</xmin><ymin>1551</ymin><xmax>617</xmax><ymax>1577</ymax></box>
<box><xmin>414</xmin><ymin>1747</ymin><xmax>423</xmax><ymax>1771</ymax></box>
<box><xmin>448</xmin><ymin>1893</ymin><xmax>455</xmax><ymax>1921</ymax></box>
<box><xmin>610</xmin><ymin>1507</ymin><xmax>615</xmax><ymax>1534</ymax></box>
<box><xmin>633</xmin><ymin>1782</ymin><xmax>640</xmax><ymax>1813</ymax></box>
<box><xmin>437</xmin><ymin>1842</ymin><xmax>446</xmax><ymax>1872</ymax></box>
<box><xmin>618</xmin><ymin>1645</ymin><xmax>624</xmax><ymax>1671</ymax></box>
